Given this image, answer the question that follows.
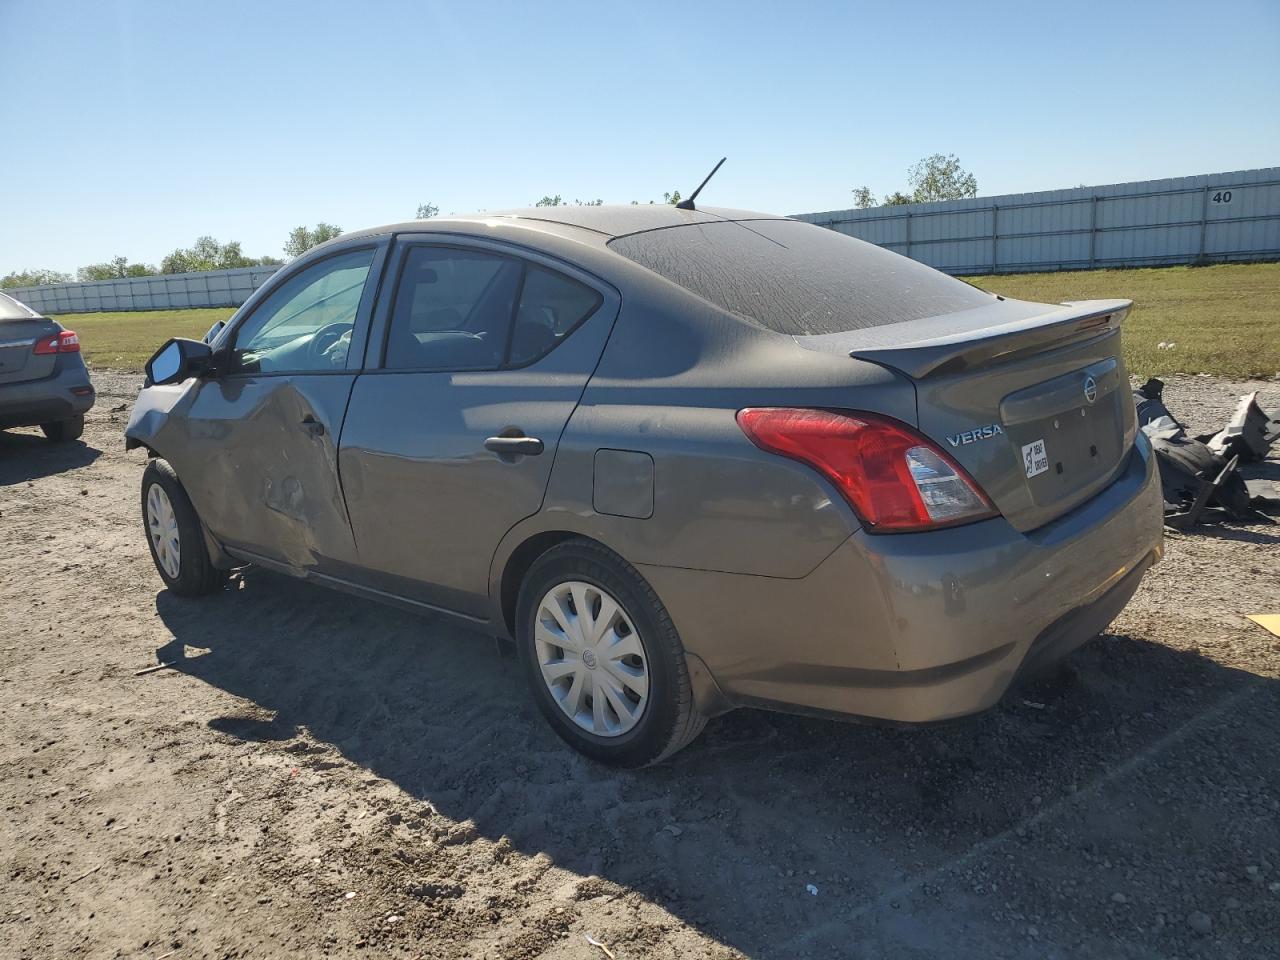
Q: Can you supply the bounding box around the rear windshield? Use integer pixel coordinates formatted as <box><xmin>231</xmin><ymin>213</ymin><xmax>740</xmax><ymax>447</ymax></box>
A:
<box><xmin>0</xmin><ymin>291</ymin><xmax>38</xmax><ymax>321</ymax></box>
<box><xmin>608</xmin><ymin>219</ymin><xmax>992</xmax><ymax>336</ymax></box>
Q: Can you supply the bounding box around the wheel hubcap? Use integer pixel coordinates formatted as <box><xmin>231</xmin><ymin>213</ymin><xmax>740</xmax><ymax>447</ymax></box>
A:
<box><xmin>534</xmin><ymin>581</ymin><xmax>649</xmax><ymax>737</ymax></box>
<box><xmin>146</xmin><ymin>484</ymin><xmax>181</xmax><ymax>580</ymax></box>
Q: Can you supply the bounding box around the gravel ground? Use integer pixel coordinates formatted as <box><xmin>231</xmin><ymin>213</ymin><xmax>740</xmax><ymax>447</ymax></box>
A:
<box><xmin>1</xmin><ymin>372</ymin><xmax>1278</xmax><ymax>960</ymax></box>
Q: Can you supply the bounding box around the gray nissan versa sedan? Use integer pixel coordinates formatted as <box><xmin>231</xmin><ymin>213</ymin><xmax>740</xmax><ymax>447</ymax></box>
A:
<box><xmin>126</xmin><ymin>205</ymin><xmax>1163</xmax><ymax>766</ymax></box>
<box><xmin>0</xmin><ymin>290</ymin><xmax>95</xmax><ymax>440</ymax></box>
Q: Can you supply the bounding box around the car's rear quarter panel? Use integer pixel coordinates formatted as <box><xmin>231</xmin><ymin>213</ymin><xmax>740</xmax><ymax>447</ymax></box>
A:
<box><xmin>518</xmin><ymin>280</ymin><xmax>918</xmax><ymax>579</ymax></box>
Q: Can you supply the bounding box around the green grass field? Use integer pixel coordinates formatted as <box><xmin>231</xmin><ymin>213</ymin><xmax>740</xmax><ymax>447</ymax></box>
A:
<box><xmin>969</xmin><ymin>262</ymin><xmax>1280</xmax><ymax>379</ymax></box>
<box><xmin>54</xmin><ymin>262</ymin><xmax>1279</xmax><ymax>379</ymax></box>
<box><xmin>60</xmin><ymin>307</ymin><xmax>235</xmax><ymax>372</ymax></box>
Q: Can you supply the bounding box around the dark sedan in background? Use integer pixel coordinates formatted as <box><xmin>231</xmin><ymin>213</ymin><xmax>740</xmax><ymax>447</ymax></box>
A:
<box><xmin>0</xmin><ymin>290</ymin><xmax>95</xmax><ymax>440</ymax></box>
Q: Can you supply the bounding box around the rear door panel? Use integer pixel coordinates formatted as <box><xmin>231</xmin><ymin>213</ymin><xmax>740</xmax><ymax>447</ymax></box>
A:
<box><xmin>339</xmin><ymin>240</ymin><xmax>620</xmax><ymax>618</ymax></box>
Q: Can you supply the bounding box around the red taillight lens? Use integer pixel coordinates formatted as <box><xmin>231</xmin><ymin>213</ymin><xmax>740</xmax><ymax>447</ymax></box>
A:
<box><xmin>736</xmin><ymin>408</ymin><xmax>997</xmax><ymax>532</ymax></box>
<box><xmin>33</xmin><ymin>330</ymin><xmax>80</xmax><ymax>355</ymax></box>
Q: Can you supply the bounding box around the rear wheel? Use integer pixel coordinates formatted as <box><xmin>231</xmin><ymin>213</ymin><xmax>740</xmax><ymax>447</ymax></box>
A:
<box><xmin>141</xmin><ymin>459</ymin><xmax>226</xmax><ymax>596</ymax></box>
<box><xmin>516</xmin><ymin>539</ymin><xmax>705</xmax><ymax>766</ymax></box>
<box><xmin>40</xmin><ymin>415</ymin><xmax>84</xmax><ymax>442</ymax></box>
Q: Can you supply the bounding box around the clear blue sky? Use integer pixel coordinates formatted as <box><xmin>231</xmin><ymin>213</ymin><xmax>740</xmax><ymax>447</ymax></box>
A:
<box><xmin>3</xmin><ymin>0</ymin><xmax>1278</xmax><ymax>276</ymax></box>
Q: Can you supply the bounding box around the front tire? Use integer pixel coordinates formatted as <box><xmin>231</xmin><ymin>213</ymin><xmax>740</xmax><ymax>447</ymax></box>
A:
<box><xmin>41</xmin><ymin>415</ymin><xmax>84</xmax><ymax>442</ymax></box>
<box><xmin>141</xmin><ymin>459</ymin><xmax>226</xmax><ymax>596</ymax></box>
<box><xmin>516</xmin><ymin>539</ymin><xmax>705</xmax><ymax>767</ymax></box>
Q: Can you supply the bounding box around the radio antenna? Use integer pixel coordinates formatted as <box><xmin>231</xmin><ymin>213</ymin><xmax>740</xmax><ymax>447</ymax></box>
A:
<box><xmin>675</xmin><ymin>157</ymin><xmax>726</xmax><ymax>210</ymax></box>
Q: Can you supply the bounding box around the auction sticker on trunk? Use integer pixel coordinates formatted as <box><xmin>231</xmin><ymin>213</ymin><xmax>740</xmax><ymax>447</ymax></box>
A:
<box><xmin>1022</xmin><ymin>439</ymin><xmax>1049</xmax><ymax>478</ymax></box>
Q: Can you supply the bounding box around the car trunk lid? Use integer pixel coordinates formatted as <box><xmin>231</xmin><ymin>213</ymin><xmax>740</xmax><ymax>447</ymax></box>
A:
<box><xmin>799</xmin><ymin>297</ymin><xmax>1138</xmax><ymax>532</ymax></box>
<box><xmin>0</xmin><ymin>317</ymin><xmax>60</xmax><ymax>385</ymax></box>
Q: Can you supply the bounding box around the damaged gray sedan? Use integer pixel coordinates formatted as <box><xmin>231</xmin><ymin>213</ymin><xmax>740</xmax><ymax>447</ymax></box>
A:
<box><xmin>126</xmin><ymin>205</ymin><xmax>1164</xmax><ymax>766</ymax></box>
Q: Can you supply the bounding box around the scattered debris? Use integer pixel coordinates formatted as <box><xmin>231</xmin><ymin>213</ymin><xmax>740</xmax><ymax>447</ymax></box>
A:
<box><xmin>1247</xmin><ymin>615</ymin><xmax>1280</xmax><ymax>638</ymax></box>
<box><xmin>584</xmin><ymin>933</ymin><xmax>617</xmax><ymax>959</ymax></box>
<box><xmin>134</xmin><ymin>662</ymin><xmax>175</xmax><ymax>677</ymax></box>
<box><xmin>1205</xmin><ymin>392</ymin><xmax>1280</xmax><ymax>463</ymax></box>
<box><xmin>64</xmin><ymin>862</ymin><xmax>104</xmax><ymax>888</ymax></box>
<box><xmin>1134</xmin><ymin>378</ymin><xmax>1278</xmax><ymax>528</ymax></box>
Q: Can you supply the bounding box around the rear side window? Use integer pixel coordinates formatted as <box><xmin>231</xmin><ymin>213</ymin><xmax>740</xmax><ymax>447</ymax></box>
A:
<box><xmin>384</xmin><ymin>247</ymin><xmax>522</xmax><ymax>370</ymax></box>
<box><xmin>608</xmin><ymin>219</ymin><xmax>992</xmax><ymax>336</ymax></box>
<box><xmin>508</xmin><ymin>265</ymin><xmax>601</xmax><ymax>365</ymax></box>
<box><xmin>384</xmin><ymin>246</ymin><xmax>601</xmax><ymax>370</ymax></box>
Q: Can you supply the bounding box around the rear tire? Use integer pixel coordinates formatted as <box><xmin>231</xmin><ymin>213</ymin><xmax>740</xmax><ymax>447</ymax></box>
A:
<box><xmin>141</xmin><ymin>458</ymin><xmax>226</xmax><ymax>596</ymax></box>
<box><xmin>41</xmin><ymin>415</ymin><xmax>84</xmax><ymax>442</ymax></box>
<box><xmin>516</xmin><ymin>538</ymin><xmax>706</xmax><ymax>767</ymax></box>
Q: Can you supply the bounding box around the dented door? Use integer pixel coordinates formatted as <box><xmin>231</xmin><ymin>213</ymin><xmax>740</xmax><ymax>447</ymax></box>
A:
<box><xmin>169</xmin><ymin>373</ymin><xmax>359</xmax><ymax>571</ymax></box>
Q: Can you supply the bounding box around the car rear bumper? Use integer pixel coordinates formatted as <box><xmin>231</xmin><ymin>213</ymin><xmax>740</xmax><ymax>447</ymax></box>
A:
<box><xmin>0</xmin><ymin>362</ymin><xmax>96</xmax><ymax>429</ymax></box>
<box><xmin>641</xmin><ymin>434</ymin><xmax>1164</xmax><ymax>722</ymax></box>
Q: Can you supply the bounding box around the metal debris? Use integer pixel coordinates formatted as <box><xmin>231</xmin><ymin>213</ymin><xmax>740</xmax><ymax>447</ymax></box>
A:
<box><xmin>1203</xmin><ymin>392</ymin><xmax>1280</xmax><ymax>463</ymax></box>
<box><xmin>1135</xmin><ymin>379</ymin><xmax>1278</xmax><ymax>528</ymax></box>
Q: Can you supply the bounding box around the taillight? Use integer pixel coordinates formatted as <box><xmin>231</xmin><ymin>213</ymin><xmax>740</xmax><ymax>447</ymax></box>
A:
<box><xmin>33</xmin><ymin>331</ymin><xmax>81</xmax><ymax>355</ymax></box>
<box><xmin>736</xmin><ymin>408</ymin><xmax>997</xmax><ymax>532</ymax></box>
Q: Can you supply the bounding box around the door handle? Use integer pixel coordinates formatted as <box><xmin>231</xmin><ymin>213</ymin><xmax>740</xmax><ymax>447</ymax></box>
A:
<box><xmin>300</xmin><ymin>415</ymin><xmax>326</xmax><ymax>438</ymax></box>
<box><xmin>484</xmin><ymin>434</ymin><xmax>544</xmax><ymax>457</ymax></box>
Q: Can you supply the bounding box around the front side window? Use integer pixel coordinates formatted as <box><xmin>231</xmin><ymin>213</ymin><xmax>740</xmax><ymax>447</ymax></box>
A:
<box><xmin>231</xmin><ymin>248</ymin><xmax>374</xmax><ymax>373</ymax></box>
<box><xmin>384</xmin><ymin>247</ymin><xmax>522</xmax><ymax>370</ymax></box>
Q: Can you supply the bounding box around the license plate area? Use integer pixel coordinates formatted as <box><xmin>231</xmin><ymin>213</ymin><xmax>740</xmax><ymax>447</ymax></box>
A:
<box><xmin>1000</xmin><ymin>358</ymin><xmax>1125</xmax><ymax>505</ymax></box>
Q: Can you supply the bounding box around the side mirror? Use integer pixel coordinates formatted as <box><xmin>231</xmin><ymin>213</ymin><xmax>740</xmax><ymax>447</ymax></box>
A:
<box><xmin>145</xmin><ymin>337</ymin><xmax>213</xmax><ymax>386</ymax></box>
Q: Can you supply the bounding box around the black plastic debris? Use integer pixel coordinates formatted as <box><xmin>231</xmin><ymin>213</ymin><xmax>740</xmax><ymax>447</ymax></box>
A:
<box><xmin>1201</xmin><ymin>392</ymin><xmax>1280</xmax><ymax>463</ymax></box>
<box><xmin>1134</xmin><ymin>378</ymin><xmax>1187</xmax><ymax>440</ymax></box>
<box><xmin>1134</xmin><ymin>378</ymin><xmax>1277</xmax><ymax>528</ymax></box>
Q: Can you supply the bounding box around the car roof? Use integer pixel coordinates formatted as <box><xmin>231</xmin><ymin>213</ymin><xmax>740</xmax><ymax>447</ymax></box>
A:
<box><xmin>341</xmin><ymin>205</ymin><xmax>790</xmax><ymax>246</ymax></box>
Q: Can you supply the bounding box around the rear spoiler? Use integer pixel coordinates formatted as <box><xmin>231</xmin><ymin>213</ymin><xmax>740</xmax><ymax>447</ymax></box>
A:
<box><xmin>845</xmin><ymin>298</ymin><xmax>1132</xmax><ymax>379</ymax></box>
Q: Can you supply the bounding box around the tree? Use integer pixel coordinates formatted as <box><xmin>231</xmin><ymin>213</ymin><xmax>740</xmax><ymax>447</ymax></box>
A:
<box><xmin>850</xmin><ymin>186</ymin><xmax>877</xmax><ymax>209</ymax></box>
<box><xmin>77</xmin><ymin>256</ymin><xmax>156</xmax><ymax>281</ymax></box>
<box><xmin>1</xmin><ymin>268</ymin><xmax>72</xmax><ymax>288</ymax></box>
<box><xmin>905</xmin><ymin>153</ymin><xmax>977</xmax><ymax>203</ymax></box>
<box><xmin>416</xmin><ymin>202</ymin><xmax>439</xmax><ymax>219</ymax></box>
<box><xmin>283</xmin><ymin>222</ymin><xmax>343</xmax><ymax>259</ymax></box>
<box><xmin>161</xmin><ymin>236</ymin><xmax>266</xmax><ymax>274</ymax></box>
<box><xmin>534</xmin><ymin>194</ymin><xmax>564</xmax><ymax>207</ymax></box>
<box><xmin>663</xmin><ymin>190</ymin><xmax>682</xmax><ymax>205</ymax></box>
<box><xmin>850</xmin><ymin>154</ymin><xmax>979</xmax><ymax>208</ymax></box>
<box><xmin>575</xmin><ymin>199</ymin><xmax>603</xmax><ymax>206</ymax></box>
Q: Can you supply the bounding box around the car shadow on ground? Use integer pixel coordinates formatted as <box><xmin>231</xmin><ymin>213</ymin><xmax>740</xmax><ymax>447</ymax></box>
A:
<box><xmin>0</xmin><ymin>429</ymin><xmax>102</xmax><ymax>484</ymax></box>
<box><xmin>154</xmin><ymin>568</ymin><xmax>1277</xmax><ymax>958</ymax></box>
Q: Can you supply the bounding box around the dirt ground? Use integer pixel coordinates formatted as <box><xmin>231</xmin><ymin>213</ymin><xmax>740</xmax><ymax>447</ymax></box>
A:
<box><xmin>2</xmin><ymin>373</ymin><xmax>1278</xmax><ymax>960</ymax></box>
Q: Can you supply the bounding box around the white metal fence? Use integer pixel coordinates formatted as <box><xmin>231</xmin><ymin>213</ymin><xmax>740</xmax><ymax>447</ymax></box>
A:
<box><xmin>7</xmin><ymin>265</ymin><xmax>280</xmax><ymax>315</ymax></box>
<box><xmin>9</xmin><ymin>168</ymin><xmax>1279</xmax><ymax>314</ymax></box>
<box><xmin>793</xmin><ymin>166</ymin><xmax>1280</xmax><ymax>275</ymax></box>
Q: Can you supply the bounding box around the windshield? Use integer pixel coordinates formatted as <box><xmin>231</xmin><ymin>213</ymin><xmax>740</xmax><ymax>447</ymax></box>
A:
<box><xmin>608</xmin><ymin>219</ymin><xmax>993</xmax><ymax>336</ymax></box>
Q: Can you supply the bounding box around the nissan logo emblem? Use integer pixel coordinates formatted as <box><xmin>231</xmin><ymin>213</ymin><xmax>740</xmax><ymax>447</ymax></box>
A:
<box><xmin>1083</xmin><ymin>375</ymin><xmax>1098</xmax><ymax>404</ymax></box>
